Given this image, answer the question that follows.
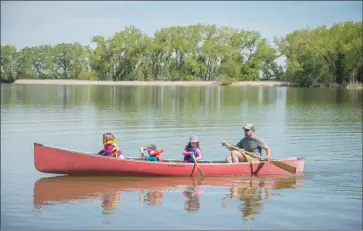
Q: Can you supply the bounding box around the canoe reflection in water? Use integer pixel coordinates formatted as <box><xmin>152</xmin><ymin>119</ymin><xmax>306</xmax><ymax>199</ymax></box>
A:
<box><xmin>33</xmin><ymin>175</ymin><xmax>303</xmax><ymax>219</ymax></box>
<box><xmin>222</xmin><ymin>177</ymin><xmax>301</xmax><ymax>222</ymax></box>
<box><xmin>183</xmin><ymin>177</ymin><xmax>201</xmax><ymax>213</ymax></box>
<box><xmin>102</xmin><ymin>191</ymin><xmax>121</xmax><ymax>215</ymax></box>
<box><xmin>139</xmin><ymin>189</ymin><xmax>164</xmax><ymax>206</ymax></box>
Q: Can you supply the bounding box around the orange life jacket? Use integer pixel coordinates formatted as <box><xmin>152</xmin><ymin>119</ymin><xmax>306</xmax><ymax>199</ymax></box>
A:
<box><xmin>149</xmin><ymin>149</ymin><xmax>164</xmax><ymax>162</ymax></box>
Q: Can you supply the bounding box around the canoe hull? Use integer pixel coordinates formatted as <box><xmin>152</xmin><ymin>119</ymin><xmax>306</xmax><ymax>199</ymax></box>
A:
<box><xmin>34</xmin><ymin>143</ymin><xmax>305</xmax><ymax>176</ymax></box>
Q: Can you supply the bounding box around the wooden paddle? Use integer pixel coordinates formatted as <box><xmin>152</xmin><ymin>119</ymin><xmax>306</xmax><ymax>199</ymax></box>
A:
<box><xmin>224</xmin><ymin>143</ymin><xmax>296</xmax><ymax>174</ymax></box>
<box><xmin>190</xmin><ymin>155</ymin><xmax>205</xmax><ymax>178</ymax></box>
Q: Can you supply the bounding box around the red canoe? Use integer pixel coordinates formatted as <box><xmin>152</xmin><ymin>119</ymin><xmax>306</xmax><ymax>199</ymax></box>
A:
<box><xmin>34</xmin><ymin>143</ymin><xmax>305</xmax><ymax>176</ymax></box>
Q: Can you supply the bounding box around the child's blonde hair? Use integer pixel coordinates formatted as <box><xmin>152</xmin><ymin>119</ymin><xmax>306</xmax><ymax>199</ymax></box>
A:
<box><xmin>103</xmin><ymin>133</ymin><xmax>116</xmax><ymax>143</ymax></box>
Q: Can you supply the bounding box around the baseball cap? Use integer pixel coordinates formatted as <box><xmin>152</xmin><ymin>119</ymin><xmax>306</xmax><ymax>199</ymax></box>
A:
<box><xmin>242</xmin><ymin>124</ymin><xmax>255</xmax><ymax>131</ymax></box>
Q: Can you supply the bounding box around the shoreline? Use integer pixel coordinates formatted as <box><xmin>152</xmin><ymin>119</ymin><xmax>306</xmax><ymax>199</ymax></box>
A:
<box><xmin>11</xmin><ymin>79</ymin><xmax>293</xmax><ymax>87</ymax></box>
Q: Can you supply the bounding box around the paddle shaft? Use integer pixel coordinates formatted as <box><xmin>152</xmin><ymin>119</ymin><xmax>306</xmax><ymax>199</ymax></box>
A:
<box><xmin>226</xmin><ymin>144</ymin><xmax>266</xmax><ymax>160</ymax></box>
<box><xmin>225</xmin><ymin>143</ymin><xmax>297</xmax><ymax>174</ymax></box>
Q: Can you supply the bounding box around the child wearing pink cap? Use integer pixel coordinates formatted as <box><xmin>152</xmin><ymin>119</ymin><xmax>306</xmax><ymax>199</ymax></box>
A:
<box><xmin>182</xmin><ymin>135</ymin><xmax>202</xmax><ymax>163</ymax></box>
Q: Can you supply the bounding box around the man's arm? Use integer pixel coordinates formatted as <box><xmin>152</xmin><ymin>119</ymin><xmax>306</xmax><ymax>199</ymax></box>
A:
<box><xmin>263</xmin><ymin>145</ymin><xmax>271</xmax><ymax>160</ymax></box>
<box><xmin>222</xmin><ymin>140</ymin><xmax>243</xmax><ymax>151</ymax></box>
<box><xmin>256</xmin><ymin>137</ymin><xmax>271</xmax><ymax>160</ymax></box>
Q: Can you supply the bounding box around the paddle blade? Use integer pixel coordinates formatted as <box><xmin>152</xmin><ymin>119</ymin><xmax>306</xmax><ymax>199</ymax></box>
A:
<box><xmin>270</xmin><ymin>161</ymin><xmax>296</xmax><ymax>174</ymax></box>
<box><xmin>196</xmin><ymin>174</ymin><xmax>205</xmax><ymax>185</ymax></box>
<box><xmin>197</xmin><ymin>166</ymin><xmax>205</xmax><ymax>178</ymax></box>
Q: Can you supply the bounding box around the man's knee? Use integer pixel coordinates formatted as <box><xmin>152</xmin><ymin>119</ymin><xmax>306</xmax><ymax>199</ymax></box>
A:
<box><xmin>231</xmin><ymin>150</ymin><xmax>248</xmax><ymax>162</ymax></box>
<box><xmin>231</xmin><ymin>150</ymin><xmax>240</xmax><ymax>156</ymax></box>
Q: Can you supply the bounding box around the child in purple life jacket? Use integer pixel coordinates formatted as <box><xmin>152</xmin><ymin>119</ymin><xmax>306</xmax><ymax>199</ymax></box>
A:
<box><xmin>98</xmin><ymin>133</ymin><xmax>124</xmax><ymax>159</ymax></box>
<box><xmin>182</xmin><ymin>135</ymin><xmax>202</xmax><ymax>163</ymax></box>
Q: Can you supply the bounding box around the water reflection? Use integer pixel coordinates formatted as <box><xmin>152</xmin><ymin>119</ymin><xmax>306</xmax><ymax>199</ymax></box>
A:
<box><xmin>2</xmin><ymin>84</ymin><xmax>361</xmax><ymax>109</ymax></box>
<box><xmin>33</xmin><ymin>175</ymin><xmax>303</xmax><ymax>220</ymax></box>
<box><xmin>183</xmin><ymin>177</ymin><xmax>201</xmax><ymax>213</ymax></box>
<box><xmin>221</xmin><ymin>177</ymin><xmax>300</xmax><ymax>222</ymax></box>
<box><xmin>102</xmin><ymin>191</ymin><xmax>121</xmax><ymax>215</ymax></box>
<box><xmin>140</xmin><ymin>189</ymin><xmax>164</xmax><ymax>206</ymax></box>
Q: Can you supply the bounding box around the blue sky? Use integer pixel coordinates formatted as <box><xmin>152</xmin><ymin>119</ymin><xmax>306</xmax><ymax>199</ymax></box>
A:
<box><xmin>1</xmin><ymin>1</ymin><xmax>362</xmax><ymax>49</ymax></box>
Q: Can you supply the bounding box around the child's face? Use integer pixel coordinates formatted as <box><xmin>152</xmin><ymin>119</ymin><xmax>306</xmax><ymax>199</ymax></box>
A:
<box><xmin>190</xmin><ymin>142</ymin><xmax>198</xmax><ymax>147</ymax></box>
<box><xmin>147</xmin><ymin>149</ymin><xmax>155</xmax><ymax>154</ymax></box>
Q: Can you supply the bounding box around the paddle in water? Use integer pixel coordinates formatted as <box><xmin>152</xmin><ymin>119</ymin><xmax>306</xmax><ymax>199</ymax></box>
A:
<box><xmin>190</xmin><ymin>155</ymin><xmax>205</xmax><ymax>178</ymax></box>
<box><xmin>224</xmin><ymin>143</ymin><xmax>296</xmax><ymax>174</ymax></box>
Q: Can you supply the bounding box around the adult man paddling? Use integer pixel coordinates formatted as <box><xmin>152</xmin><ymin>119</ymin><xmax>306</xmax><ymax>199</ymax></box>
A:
<box><xmin>222</xmin><ymin>124</ymin><xmax>271</xmax><ymax>163</ymax></box>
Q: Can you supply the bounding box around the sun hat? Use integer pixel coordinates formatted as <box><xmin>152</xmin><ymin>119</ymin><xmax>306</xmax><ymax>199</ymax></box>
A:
<box><xmin>189</xmin><ymin>135</ymin><xmax>199</xmax><ymax>143</ymax></box>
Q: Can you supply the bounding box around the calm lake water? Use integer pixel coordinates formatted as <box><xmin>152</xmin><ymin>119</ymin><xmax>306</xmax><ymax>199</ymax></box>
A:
<box><xmin>1</xmin><ymin>84</ymin><xmax>362</xmax><ymax>230</ymax></box>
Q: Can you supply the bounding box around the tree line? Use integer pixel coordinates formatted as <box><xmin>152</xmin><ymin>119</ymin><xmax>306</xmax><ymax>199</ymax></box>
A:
<box><xmin>1</xmin><ymin>21</ymin><xmax>362</xmax><ymax>87</ymax></box>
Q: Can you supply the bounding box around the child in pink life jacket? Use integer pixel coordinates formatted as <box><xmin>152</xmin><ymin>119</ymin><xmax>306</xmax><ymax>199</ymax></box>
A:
<box><xmin>182</xmin><ymin>135</ymin><xmax>202</xmax><ymax>163</ymax></box>
<box><xmin>98</xmin><ymin>133</ymin><xmax>124</xmax><ymax>159</ymax></box>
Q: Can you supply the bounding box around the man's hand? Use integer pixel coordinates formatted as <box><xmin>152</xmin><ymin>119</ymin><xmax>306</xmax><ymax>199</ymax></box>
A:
<box><xmin>222</xmin><ymin>140</ymin><xmax>229</xmax><ymax>147</ymax></box>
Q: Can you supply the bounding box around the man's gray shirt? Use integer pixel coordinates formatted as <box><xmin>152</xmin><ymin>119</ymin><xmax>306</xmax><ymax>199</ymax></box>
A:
<box><xmin>235</xmin><ymin>136</ymin><xmax>267</xmax><ymax>156</ymax></box>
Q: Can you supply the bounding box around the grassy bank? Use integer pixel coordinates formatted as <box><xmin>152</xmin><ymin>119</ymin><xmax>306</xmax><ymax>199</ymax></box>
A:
<box><xmin>346</xmin><ymin>82</ymin><xmax>363</xmax><ymax>89</ymax></box>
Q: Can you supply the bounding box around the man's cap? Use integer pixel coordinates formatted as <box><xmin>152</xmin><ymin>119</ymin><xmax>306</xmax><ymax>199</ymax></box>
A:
<box><xmin>242</xmin><ymin>124</ymin><xmax>255</xmax><ymax>131</ymax></box>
